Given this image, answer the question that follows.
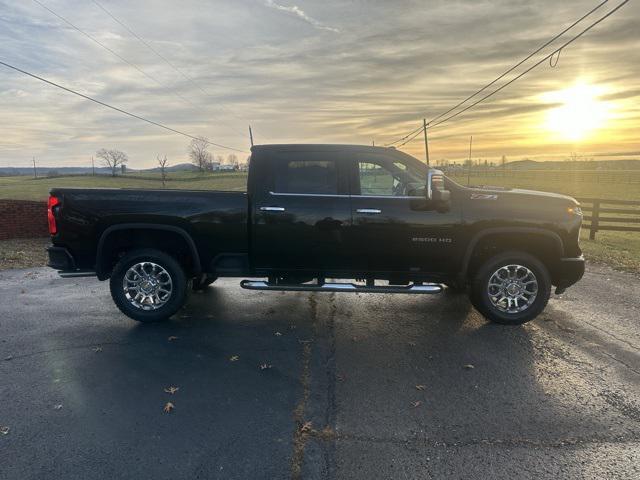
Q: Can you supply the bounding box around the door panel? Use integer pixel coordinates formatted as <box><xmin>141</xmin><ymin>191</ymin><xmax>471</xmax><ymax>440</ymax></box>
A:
<box><xmin>349</xmin><ymin>196</ymin><xmax>461</xmax><ymax>274</ymax></box>
<box><xmin>347</xmin><ymin>154</ymin><xmax>462</xmax><ymax>276</ymax></box>
<box><xmin>253</xmin><ymin>193</ymin><xmax>351</xmax><ymax>272</ymax></box>
<box><xmin>252</xmin><ymin>155</ymin><xmax>351</xmax><ymax>273</ymax></box>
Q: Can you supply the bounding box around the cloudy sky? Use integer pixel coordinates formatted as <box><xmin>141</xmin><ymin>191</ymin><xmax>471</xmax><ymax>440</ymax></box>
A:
<box><xmin>0</xmin><ymin>0</ymin><xmax>638</xmax><ymax>168</ymax></box>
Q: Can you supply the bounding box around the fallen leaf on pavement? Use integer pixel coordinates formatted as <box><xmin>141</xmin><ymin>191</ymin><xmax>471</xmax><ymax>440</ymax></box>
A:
<box><xmin>336</xmin><ymin>373</ymin><xmax>346</xmax><ymax>382</ymax></box>
<box><xmin>274</xmin><ymin>332</ymin><xmax>283</xmax><ymax>336</ymax></box>
<box><xmin>300</xmin><ymin>421</ymin><xmax>313</xmax><ymax>433</ymax></box>
<box><xmin>54</xmin><ymin>404</ymin><xmax>63</xmax><ymax>410</ymax></box>
<box><xmin>164</xmin><ymin>386</ymin><xmax>179</xmax><ymax>394</ymax></box>
<box><xmin>0</xmin><ymin>426</ymin><xmax>9</xmax><ymax>435</ymax></box>
<box><xmin>229</xmin><ymin>355</ymin><xmax>239</xmax><ymax>362</ymax></box>
<box><xmin>163</xmin><ymin>402</ymin><xmax>175</xmax><ymax>413</ymax></box>
<box><xmin>411</xmin><ymin>401</ymin><xmax>422</xmax><ymax>408</ymax></box>
<box><xmin>415</xmin><ymin>385</ymin><xmax>426</xmax><ymax>391</ymax></box>
<box><xmin>93</xmin><ymin>347</ymin><xmax>102</xmax><ymax>353</ymax></box>
<box><xmin>167</xmin><ymin>336</ymin><xmax>179</xmax><ymax>341</ymax></box>
<box><xmin>4</xmin><ymin>355</ymin><xmax>12</xmax><ymax>361</ymax></box>
<box><xmin>259</xmin><ymin>363</ymin><xmax>273</xmax><ymax>370</ymax></box>
<box><xmin>463</xmin><ymin>364</ymin><xmax>475</xmax><ymax>370</ymax></box>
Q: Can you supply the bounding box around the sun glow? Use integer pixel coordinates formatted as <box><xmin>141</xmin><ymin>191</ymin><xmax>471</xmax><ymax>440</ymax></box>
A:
<box><xmin>543</xmin><ymin>82</ymin><xmax>611</xmax><ymax>141</ymax></box>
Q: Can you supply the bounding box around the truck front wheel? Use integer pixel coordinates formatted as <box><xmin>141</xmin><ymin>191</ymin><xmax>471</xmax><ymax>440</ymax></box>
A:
<box><xmin>470</xmin><ymin>251</ymin><xmax>551</xmax><ymax>325</ymax></box>
<box><xmin>109</xmin><ymin>248</ymin><xmax>188</xmax><ymax>322</ymax></box>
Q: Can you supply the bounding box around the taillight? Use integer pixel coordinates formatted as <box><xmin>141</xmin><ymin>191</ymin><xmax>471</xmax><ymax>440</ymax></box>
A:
<box><xmin>47</xmin><ymin>195</ymin><xmax>60</xmax><ymax>235</ymax></box>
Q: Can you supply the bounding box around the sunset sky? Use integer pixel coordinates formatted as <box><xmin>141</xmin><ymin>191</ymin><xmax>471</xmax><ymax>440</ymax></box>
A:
<box><xmin>0</xmin><ymin>0</ymin><xmax>638</xmax><ymax>168</ymax></box>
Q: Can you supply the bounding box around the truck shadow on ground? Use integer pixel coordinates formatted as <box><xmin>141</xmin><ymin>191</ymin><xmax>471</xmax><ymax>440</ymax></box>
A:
<box><xmin>24</xmin><ymin>282</ymin><xmax>630</xmax><ymax>479</ymax></box>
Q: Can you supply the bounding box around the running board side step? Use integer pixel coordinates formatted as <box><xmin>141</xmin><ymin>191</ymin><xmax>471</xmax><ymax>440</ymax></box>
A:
<box><xmin>240</xmin><ymin>280</ymin><xmax>443</xmax><ymax>294</ymax></box>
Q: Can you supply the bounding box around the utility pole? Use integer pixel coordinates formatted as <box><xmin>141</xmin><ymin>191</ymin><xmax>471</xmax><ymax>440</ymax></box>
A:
<box><xmin>91</xmin><ymin>156</ymin><xmax>95</xmax><ymax>176</ymax></box>
<box><xmin>32</xmin><ymin>156</ymin><xmax>37</xmax><ymax>178</ymax></box>
<box><xmin>422</xmin><ymin>119</ymin><xmax>430</xmax><ymax>167</ymax></box>
<box><xmin>372</xmin><ymin>140</ymin><xmax>375</xmax><ymax>147</ymax></box>
<box><xmin>249</xmin><ymin>125</ymin><xmax>254</xmax><ymax>147</ymax></box>
<box><xmin>467</xmin><ymin>136</ymin><xmax>473</xmax><ymax>186</ymax></box>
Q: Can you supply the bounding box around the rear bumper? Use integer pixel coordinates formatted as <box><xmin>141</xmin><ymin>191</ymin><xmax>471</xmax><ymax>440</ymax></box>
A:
<box><xmin>47</xmin><ymin>246</ymin><xmax>75</xmax><ymax>271</ymax></box>
<box><xmin>554</xmin><ymin>255</ymin><xmax>585</xmax><ymax>293</ymax></box>
<box><xmin>47</xmin><ymin>246</ymin><xmax>96</xmax><ymax>277</ymax></box>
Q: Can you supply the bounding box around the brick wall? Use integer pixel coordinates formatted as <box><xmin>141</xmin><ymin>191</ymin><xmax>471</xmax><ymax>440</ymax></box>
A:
<box><xmin>0</xmin><ymin>200</ymin><xmax>49</xmax><ymax>240</ymax></box>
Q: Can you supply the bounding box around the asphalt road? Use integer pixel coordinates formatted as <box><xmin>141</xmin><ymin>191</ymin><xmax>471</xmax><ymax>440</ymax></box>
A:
<box><xmin>1</xmin><ymin>265</ymin><xmax>639</xmax><ymax>479</ymax></box>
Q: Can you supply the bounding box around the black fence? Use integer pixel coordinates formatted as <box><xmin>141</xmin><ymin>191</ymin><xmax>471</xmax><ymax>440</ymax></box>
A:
<box><xmin>577</xmin><ymin>198</ymin><xmax>640</xmax><ymax>239</ymax></box>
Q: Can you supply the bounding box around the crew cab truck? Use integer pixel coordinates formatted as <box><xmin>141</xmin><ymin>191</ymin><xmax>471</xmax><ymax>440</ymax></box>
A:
<box><xmin>47</xmin><ymin>144</ymin><xmax>585</xmax><ymax>325</ymax></box>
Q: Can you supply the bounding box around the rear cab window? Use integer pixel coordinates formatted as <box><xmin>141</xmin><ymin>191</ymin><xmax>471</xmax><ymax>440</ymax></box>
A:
<box><xmin>270</xmin><ymin>153</ymin><xmax>348</xmax><ymax>195</ymax></box>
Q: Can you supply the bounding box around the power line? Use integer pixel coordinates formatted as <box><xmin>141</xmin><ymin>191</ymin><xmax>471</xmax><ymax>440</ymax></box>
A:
<box><xmin>0</xmin><ymin>59</ymin><xmax>247</xmax><ymax>152</ymax></box>
<box><xmin>428</xmin><ymin>0</ymin><xmax>629</xmax><ymax>129</ymax></box>
<box><xmin>31</xmin><ymin>0</ymin><xmax>206</xmax><ymax>117</ymax></box>
<box><xmin>426</xmin><ymin>0</ymin><xmax>610</xmax><ymax>126</ymax></box>
<box><xmin>90</xmin><ymin>0</ymin><xmax>256</xmax><ymax>137</ymax></box>
<box><xmin>395</xmin><ymin>125</ymin><xmax>424</xmax><ymax>147</ymax></box>
<box><xmin>386</xmin><ymin>0</ymin><xmax>617</xmax><ymax>146</ymax></box>
<box><xmin>384</xmin><ymin>124</ymin><xmax>423</xmax><ymax>146</ymax></box>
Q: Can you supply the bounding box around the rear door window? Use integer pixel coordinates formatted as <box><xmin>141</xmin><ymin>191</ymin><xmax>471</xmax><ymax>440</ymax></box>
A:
<box><xmin>274</xmin><ymin>160</ymin><xmax>338</xmax><ymax>194</ymax></box>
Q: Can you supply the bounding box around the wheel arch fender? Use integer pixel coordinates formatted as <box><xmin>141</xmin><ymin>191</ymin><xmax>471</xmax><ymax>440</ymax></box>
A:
<box><xmin>459</xmin><ymin>227</ymin><xmax>564</xmax><ymax>282</ymax></box>
<box><xmin>96</xmin><ymin>223</ymin><xmax>202</xmax><ymax>280</ymax></box>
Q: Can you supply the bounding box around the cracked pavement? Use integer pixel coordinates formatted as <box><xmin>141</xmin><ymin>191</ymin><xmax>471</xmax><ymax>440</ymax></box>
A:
<box><xmin>1</xmin><ymin>264</ymin><xmax>639</xmax><ymax>479</ymax></box>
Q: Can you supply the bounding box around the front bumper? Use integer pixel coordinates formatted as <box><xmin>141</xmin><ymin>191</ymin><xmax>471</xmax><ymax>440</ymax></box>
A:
<box><xmin>554</xmin><ymin>255</ymin><xmax>585</xmax><ymax>293</ymax></box>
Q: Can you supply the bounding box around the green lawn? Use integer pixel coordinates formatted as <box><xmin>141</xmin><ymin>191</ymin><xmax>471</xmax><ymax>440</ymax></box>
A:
<box><xmin>0</xmin><ymin>172</ymin><xmax>248</xmax><ymax>201</ymax></box>
<box><xmin>446</xmin><ymin>172</ymin><xmax>640</xmax><ymax>201</ymax></box>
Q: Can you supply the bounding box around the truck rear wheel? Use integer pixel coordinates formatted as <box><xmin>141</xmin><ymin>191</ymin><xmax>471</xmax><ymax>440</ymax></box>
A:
<box><xmin>109</xmin><ymin>248</ymin><xmax>188</xmax><ymax>322</ymax></box>
<box><xmin>470</xmin><ymin>251</ymin><xmax>551</xmax><ymax>325</ymax></box>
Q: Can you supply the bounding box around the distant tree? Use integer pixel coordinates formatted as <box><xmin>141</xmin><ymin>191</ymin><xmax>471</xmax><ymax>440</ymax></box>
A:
<box><xmin>157</xmin><ymin>154</ymin><xmax>169</xmax><ymax>188</ymax></box>
<box><xmin>227</xmin><ymin>154</ymin><xmax>238</xmax><ymax>167</ymax></box>
<box><xmin>96</xmin><ymin>148</ymin><xmax>128</xmax><ymax>177</ymax></box>
<box><xmin>46</xmin><ymin>169</ymin><xmax>59</xmax><ymax>178</ymax></box>
<box><xmin>188</xmin><ymin>137</ymin><xmax>212</xmax><ymax>172</ymax></box>
<box><xmin>216</xmin><ymin>154</ymin><xmax>225</xmax><ymax>165</ymax></box>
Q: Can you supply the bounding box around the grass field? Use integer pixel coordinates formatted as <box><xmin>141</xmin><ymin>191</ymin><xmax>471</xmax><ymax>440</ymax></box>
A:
<box><xmin>446</xmin><ymin>172</ymin><xmax>640</xmax><ymax>201</ymax></box>
<box><xmin>1</xmin><ymin>170</ymin><xmax>639</xmax><ymax>273</ymax></box>
<box><xmin>0</xmin><ymin>171</ymin><xmax>248</xmax><ymax>201</ymax></box>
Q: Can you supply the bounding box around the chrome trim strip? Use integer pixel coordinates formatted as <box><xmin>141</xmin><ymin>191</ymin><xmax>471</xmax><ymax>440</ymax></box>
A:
<box><xmin>259</xmin><ymin>206</ymin><xmax>286</xmax><ymax>212</ymax></box>
<box><xmin>240</xmin><ymin>280</ymin><xmax>442</xmax><ymax>294</ymax></box>
<box><xmin>58</xmin><ymin>270</ymin><xmax>96</xmax><ymax>278</ymax></box>
<box><xmin>356</xmin><ymin>208</ymin><xmax>382</xmax><ymax>214</ymax></box>
<box><xmin>268</xmin><ymin>191</ymin><xmax>421</xmax><ymax>199</ymax></box>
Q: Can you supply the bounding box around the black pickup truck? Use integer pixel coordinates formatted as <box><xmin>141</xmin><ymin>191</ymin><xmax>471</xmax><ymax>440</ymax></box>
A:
<box><xmin>47</xmin><ymin>144</ymin><xmax>584</xmax><ymax>325</ymax></box>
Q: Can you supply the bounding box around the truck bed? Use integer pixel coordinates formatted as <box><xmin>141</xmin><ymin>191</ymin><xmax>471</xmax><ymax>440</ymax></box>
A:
<box><xmin>50</xmin><ymin>187</ymin><xmax>249</xmax><ymax>272</ymax></box>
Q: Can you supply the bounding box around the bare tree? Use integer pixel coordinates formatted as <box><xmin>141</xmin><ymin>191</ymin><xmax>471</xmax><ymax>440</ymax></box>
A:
<box><xmin>227</xmin><ymin>153</ymin><xmax>238</xmax><ymax>167</ymax></box>
<box><xmin>188</xmin><ymin>137</ymin><xmax>212</xmax><ymax>172</ymax></box>
<box><xmin>96</xmin><ymin>148</ymin><xmax>128</xmax><ymax>177</ymax></box>
<box><xmin>157</xmin><ymin>154</ymin><xmax>169</xmax><ymax>188</ymax></box>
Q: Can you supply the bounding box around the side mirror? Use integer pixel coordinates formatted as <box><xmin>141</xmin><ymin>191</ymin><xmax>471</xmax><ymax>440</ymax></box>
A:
<box><xmin>426</xmin><ymin>169</ymin><xmax>451</xmax><ymax>211</ymax></box>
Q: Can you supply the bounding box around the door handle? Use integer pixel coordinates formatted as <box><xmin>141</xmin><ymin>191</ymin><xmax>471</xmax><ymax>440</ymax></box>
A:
<box><xmin>356</xmin><ymin>208</ymin><xmax>382</xmax><ymax>214</ymax></box>
<box><xmin>260</xmin><ymin>206</ymin><xmax>286</xmax><ymax>212</ymax></box>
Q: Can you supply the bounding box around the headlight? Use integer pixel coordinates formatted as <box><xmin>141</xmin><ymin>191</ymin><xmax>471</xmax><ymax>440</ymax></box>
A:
<box><xmin>568</xmin><ymin>205</ymin><xmax>582</xmax><ymax>216</ymax></box>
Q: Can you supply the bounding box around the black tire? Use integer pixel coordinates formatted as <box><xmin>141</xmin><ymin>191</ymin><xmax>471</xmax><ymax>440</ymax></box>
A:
<box><xmin>110</xmin><ymin>248</ymin><xmax>188</xmax><ymax>322</ymax></box>
<box><xmin>192</xmin><ymin>274</ymin><xmax>218</xmax><ymax>291</ymax></box>
<box><xmin>470</xmin><ymin>251</ymin><xmax>551</xmax><ymax>325</ymax></box>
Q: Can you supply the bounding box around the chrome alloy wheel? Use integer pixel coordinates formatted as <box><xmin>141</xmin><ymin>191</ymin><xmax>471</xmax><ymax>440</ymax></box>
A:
<box><xmin>123</xmin><ymin>262</ymin><xmax>173</xmax><ymax>310</ymax></box>
<box><xmin>487</xmin><ymin>264</ymin><xmax>538</xmax><ymax>314</ymax></box>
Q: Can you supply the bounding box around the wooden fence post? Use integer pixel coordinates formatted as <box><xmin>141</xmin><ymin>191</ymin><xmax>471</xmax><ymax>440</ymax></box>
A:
<box><xmin>589</xmin><ymin>200</ymin><xmax>600</xmax><ymax>240</ymax></box>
